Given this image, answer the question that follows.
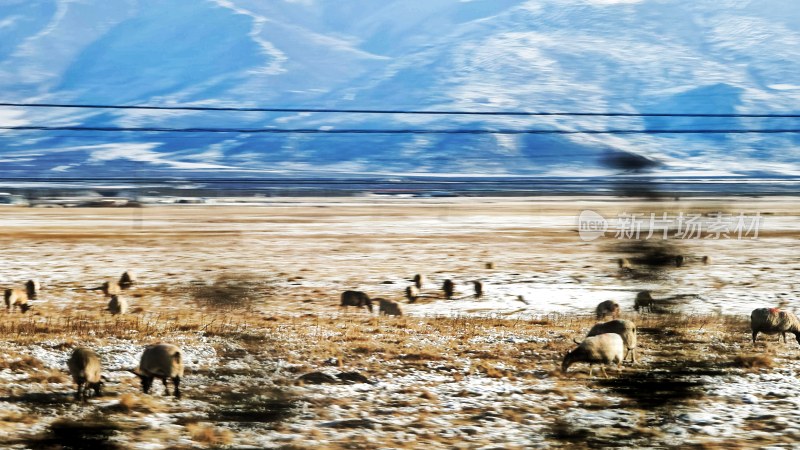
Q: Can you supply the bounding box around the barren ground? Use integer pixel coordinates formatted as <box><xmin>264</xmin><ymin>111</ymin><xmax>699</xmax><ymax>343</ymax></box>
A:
<box><xmin>0</xmin><ymin>197</ymin><xmax>799</xmax><ymax>449</ymax></box>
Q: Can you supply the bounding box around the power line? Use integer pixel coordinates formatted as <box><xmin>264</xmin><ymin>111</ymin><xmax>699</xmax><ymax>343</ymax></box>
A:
<box><xmin>1</xmin><ymin>102</ymin><xmax>799</xmax><ymax>118</ymax></box>
<box><xmin>2</xmin><ymin>125</ymin><xmax>800</xmax><ymax>134</ymax></box>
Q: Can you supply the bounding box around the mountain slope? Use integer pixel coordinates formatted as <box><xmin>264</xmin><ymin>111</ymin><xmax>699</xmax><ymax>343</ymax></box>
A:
<box><xmin>0</xmin><ymin>0</ymin><xmax>798</xmax><ymax>178</ymax></box>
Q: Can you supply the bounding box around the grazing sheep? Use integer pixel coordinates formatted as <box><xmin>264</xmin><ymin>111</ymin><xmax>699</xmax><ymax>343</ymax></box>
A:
<box><xmin>340</xmin><ymin>290</ymin><xmax>373</xmax><ymax>313</ymax></box>
<box><xmin>108</xmin><ymin>295</ymin><xmax>128</xmax><ymax>315</ymax></box>
<box><xmin>701</xmin><ymin>255</ymin><xmax>711</xmax><ymax>265</ymax></box>
<box><xmin>562</xmin><ymin>333</ymin><xmax>624</xmax><ymax>378</ymax></box>
<box><xmin>119</xmin><ymin>271</ymin><xmax>136</xmax><ymax>289</ymax></box>
<box><xmin>443</xmin><ymin>279</ymin><xmax>455</xmax><ymax>299</ymax></box>
<box><xmin>675</xmin><ymin>255</ymin><xmax>685</xmax><ymax>267</ymax></box>
<box><xmin>100</xmin><ymin>281</ymin><xmax>121</xmax><ymax>297</ymax></box>
<box><xmin>751</xmin><ymin>308</ymin><xmax>800</xmax><ymax>345</ymax></box>
<box><xmin>413</xmin><ymin>274</ymin><xmax>425</xmax><ymax>290</ymax></box>
<box><xmin>405</xmin><ymin>285</ymin><xmax>419</xmax><ymax>303</ymax></box>
<box><xmin>135</xmin><ymin>343</ymin><xmax>184</xmax><ymax>398</ymax></box>
<box><xmin>596</xmin><ymin>300</ymin><xmax>620</xmax><ymax>319</ymax></box>
<box><xmin>634</xmin><ymin>290</ymin><xmax>655</xmax><ymax>313</ymax></box>
<box><xmin>4</xmin><ymin>288</ymin><xmax>30</xmax><ymax>313</ymax></box>
<box><xmin>472</xmin><ymin>281</ymin><xmax>483</xmax><ymax>299</ymax></box>
<box><xmin>377</xmin><ymin>298</ymin><xmax>403</xmax><ymax>316</ymax></box>
<box><xmin>67</xmin><ymin>347</ymin><xmax>103</xmax><ymax>401</ymax></box>
<box><xmin>587</xmin><ymin>319</ymin><xmax>637</xmax><ymax>363</ymax></box>
<box><xmin>25</xmin><ymin>280</ymin><xmax>40</xmax><ymax>300</ymax></box>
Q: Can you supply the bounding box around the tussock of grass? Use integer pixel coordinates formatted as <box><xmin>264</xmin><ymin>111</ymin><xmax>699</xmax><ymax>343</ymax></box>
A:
<box><xmin>186</xmin><ymin>273</ymin><xmax>275</xmax><ymax>310</ymax></box>
<box><xmin>103</xmin><ymin>393</ymin><xmax>161</xmax><ymax>414</ymax></box>
<box><xmin>28</xmin><ymin>370</ymin><xmax>67</xmax><ymax>384</ymax></box>
<box><xmin>474</xmin><ymin>362</ymin><xmax>514</xmax><ymax>379</ymax></box>
<box><xmin>733</xmin><ymin>354</ymin><xmax>774</xmax><ymax>370</ymax></box>
<box><xmin>0</xmin><ymin>311</ymin><xmax>250</xmax><ymax>341</ymax></box>
<box><xmin>0</xmin><ymin>355</ymin><xmax>44</xmax><ymax>371</ymax></box>
<box><xmin>400</xmin><ymin>351</ymin><xmax>444</xmax><ymax>362</ymax></box>
<box><xmin>418</xmin><ymin>389</ymin><xmax>439</xmax><ymax>401</ymax></box>
<box><xmin>187</xmin><ymin>423</ymin><xmax>233</xmax><ymax>445</ymax></box>
<box><xmin>0</xmin><ymin>412</ymin><xmax>37</xmax><ymax>424</ymax></box>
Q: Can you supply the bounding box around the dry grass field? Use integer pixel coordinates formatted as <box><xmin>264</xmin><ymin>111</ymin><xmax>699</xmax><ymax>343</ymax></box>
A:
<box><xmin>0</xmin><ymin>197</ymin><xmax>798</xmax><ymax>449</ymax></box>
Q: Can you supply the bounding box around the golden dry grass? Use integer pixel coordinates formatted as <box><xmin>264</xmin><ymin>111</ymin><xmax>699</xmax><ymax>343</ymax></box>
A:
<box><xmin>0</xmin><ymin>199</ymin><xmax>796</xmax><ymax>449</ymax></box>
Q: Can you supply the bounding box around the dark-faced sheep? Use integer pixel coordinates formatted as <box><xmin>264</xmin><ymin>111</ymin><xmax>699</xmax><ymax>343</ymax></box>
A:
<box><xmin>701</xmin><ymin>255</ymin><xmax>711</xmax><ymax>265</ymax></box>
<box><xmin>135</xmin><ymin>343</ymin><xmax>184</xmax><ymax>398</ymax></box>
<box><xmin>587</xmin><ymin>319</ymin><xmax>637</xmax><ymax>363</ymax></box>
<box><xmin>413</xmin><ymin>274</ymin><xmax>425</xmax><ymax>290</ymax></box>
<box><xmin>634</xmin><ymin>291</ymin><xmax>654</xmax><ymax>313</ymax></box>
<box><xmin>377</xmin><ymin>298</ymin><xmax>403</xmax><ymax>316</ymax></box>
<box><xmin>751</xmin><ymin>308</ymin><xmax>800</xmax><ymax>345</ymax></box>
<box><xmin>443</xmin><ymin>279</ymin><xmax>455</xmax><ymax>299</ymax></box>
<box><xmin>67</xmin><ymin>347</ymin><xmax>103</xmax><ymax>401</ymax></box>
<box><xmin>4</xmin><ymin>289</ymin><xmax>30</xmax><ymax>313</ymax></box>
<box><xmin>472</xmin><ymin>281</ymin><xmax>483</xmax><ymax>299</ymax></box>
<box><xmin>108</xmin><ymin>295</ymin><xmax>128</xmax><ymax>315</ymax></box>
<box><xmin>405</xmin><ymin>286</ymin><xmax>419</xmax><ymax>303</ymax></box>
<box><xmin>119</xmin><ymin>271</ymin><xmax>136</xmax><ymax>289</ymax></box>
<box><xmin>562</xmin><ymin>333</ymin><xmax>624</xmax><ymax>378</ymax></box>
<box><xmin>340</xmin><ymin>290</ymin><xmax>373</xmax><ymax>313</ymax></box>
<box><xmin>596</xmin><ymin>300</ymin><xmax>620</xmax><ymax>319</ymax></box>
<box><xmin>675</xmin><ymin>255</ymin><xmax>685</xmax><ymax>267</ymax></box>
<box><xmin>25</xmin><ymin>280</ymin><xmax>40</xmax><ymax>299</ymax></box>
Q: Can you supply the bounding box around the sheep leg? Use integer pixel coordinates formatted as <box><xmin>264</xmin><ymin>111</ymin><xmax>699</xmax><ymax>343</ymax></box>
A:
<box><xmin>141</xmin><ymin>376</ymin><xmax>153</xmax><ymax>394</ymax></box>
<box><xmin>75</xmin><ymin>381</ymin><xmax>84</xmax><ymax>401</ymax></box>
<box><xmin>783</xmin><ymin>333</ymin><xmax>787</xmax><ymax>344</ymax></box>
<box><xmin>752</xmin><ymin>331</ymin><xmax>758</xmax><ymax>344</ymax></box>
<box><xmin>600</xmin><ymin>366</ymin><xmax>609</xmax><ymax>379</ymax></box>
<box><xmin>162</xmin><ymin>377</ymin><xmax>170</xmax><ymax>396</ymax></box>
<box><xmin>173</xmin><ymin>377</ymin><xmax>181</xmax><ymax>399</ymax></box>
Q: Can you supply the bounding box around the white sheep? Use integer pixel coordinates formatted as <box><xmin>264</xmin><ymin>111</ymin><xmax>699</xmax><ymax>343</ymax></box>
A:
<box><xmin>67</xmin><ymin>347</ymin><xmax>103</xmax><ymax>401</ymax></box>
<box><xmin>405</xmin><ymin>285</ymin><xmax>419</xmax><ymax>303</ymax></box>
<box><xmin>587</xmin><ymin>319</ymin><xmax>637</xmax><ymax>363</ymax></box>
<box><xmin>134</xmin><ymin>343</ymin><xmax>185</xmax><ymax>398</ymax></box>
<box><xmin>751</xmin><ymin>308</ymin><xmax>800</xmax><ymax>345</ymax></box>
<box><xmin>108</xmin><ymin>295</ymin><xmax>128</xmax><ymax>315</ymax></box>
<box><xmin>562</xmin><ymin>333</ymin><xmax>624</xmax><ymax>378</ymax></box>
<box><xmin>4</xmin><ymin>288</ymin><xmax>30</xmax><ymax>313</ymax></box>
<box><xmin>596</xmin><ymin>300</ymin><xmax>620</xmax><ymax>319</ymax></box>
<box><xmin>101</xmin><ymin>280</ymin><xmax>122</xmax><ymax>297</ymax></box>
<box><xmin>377</xmin><ymin>298</ymin><xmax>403</xmax><ymax>316</ymax></box>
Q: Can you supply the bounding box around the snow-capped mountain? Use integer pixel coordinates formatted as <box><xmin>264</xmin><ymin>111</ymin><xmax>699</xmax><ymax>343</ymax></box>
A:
<box><xmin>0</xmin><ymin>0</ymin><xmax>798</xmax><ymax>178</ymax></box>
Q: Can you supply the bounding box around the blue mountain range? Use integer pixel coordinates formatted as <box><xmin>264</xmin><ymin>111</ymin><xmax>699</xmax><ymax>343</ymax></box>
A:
<box><xmin>0</xmin><ymin>0</ymin><xmax>798</xmax><ymax>178</ymax></box>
